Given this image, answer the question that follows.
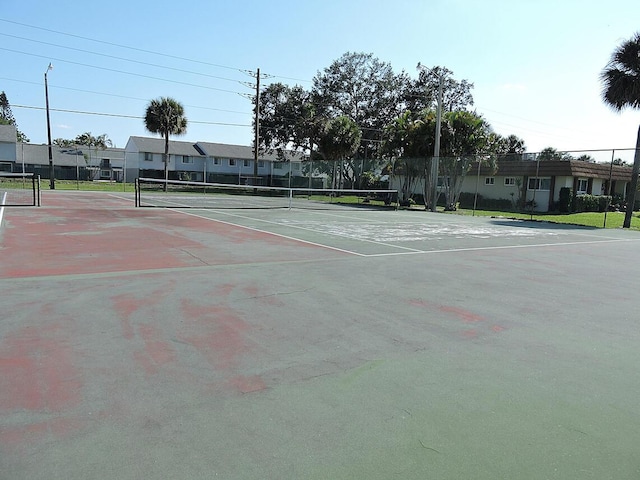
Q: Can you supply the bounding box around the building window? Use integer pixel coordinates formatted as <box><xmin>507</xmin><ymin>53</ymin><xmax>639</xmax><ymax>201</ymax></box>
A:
<box><xmin>181</xmin><ymin>155</ymin><xmax>192</xmax><ymax>164</ymax></box>
<box><xmin>485</xmin><ymin>177</ymin><xmax>495</xmax><ymax>185</ymax></box>
<box><xmin>144</xmin><ymin>152</ymin><xmax>153</xmax><ymax>162</ymax></box>
<box><xmin>100</xmin><ymin>169</ymin><xmax>111</xmax><ymax>179</ymax></box>
<box><xmin>212</xmin><ymin>157</ymin><xmax>221</xmax><ymax>165</ymax></box>
<box><xmin>577</xmin><ymin>178</ymin><xmax>588</xmax><ymax>194</ymax></box>
<box><xmin>243</xmin><ymin>159</ymin><xmax>250</xmax><ymax>167</ymax></box>
<box><xmin>229</xmin><ymin>159</ymin><xmax>236</xmax><ymax>166</ymax></box>
<box><xmin>504</xmin><ymin>177</ymin><xmax>516</xmax><ymax>186</ymax></box>
<box><xmin>292</xmin><ymin>163</ymin><xmax>301</xmax><ymax>171</ymax></box>
<box><xmin>101</xmin><ymin>159</ymin><xmax>110</xmax><ymax>168</ymax></box>
<box><xmin>274</xmin><ymin>162</ymin><xmax>284</xmax><ymax>169</ymax></box>
<box><xmin>528</xmin><ymin>177</ymin><xmax>551</xmax><ymax>191</ymax></box>
<box><xmin>258</xmin><ymin>160</ymin><xmax>265</xmax><ymax>168</ymax></box>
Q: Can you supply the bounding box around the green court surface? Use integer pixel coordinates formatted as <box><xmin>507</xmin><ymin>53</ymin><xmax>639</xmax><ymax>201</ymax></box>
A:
<box><xmin>1</xmin><ymin>190</ymin><xmax>640</xmax><ymax>479</ymax></box>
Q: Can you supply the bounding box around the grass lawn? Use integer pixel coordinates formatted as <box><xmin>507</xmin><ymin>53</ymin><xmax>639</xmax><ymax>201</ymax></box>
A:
<box><xmin>449</xmin><ymin>208</ymin><xmax>640</xmax><ymax>231</ymax></box>
<box><xmin>12</xmin><ymin>180</ymin><xmax>640</xmax><ymax>230</ymax></box>
<box><xmin>52</xmin><ymin>180</ymin><xmax>135</xmax><ymax>192</ymax></box>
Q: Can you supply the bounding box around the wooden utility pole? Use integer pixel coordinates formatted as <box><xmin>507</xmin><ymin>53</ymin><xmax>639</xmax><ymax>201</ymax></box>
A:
<box><xmin>253</xmin><ymin>68</ymin><xmax>260</xmax><ymax>186</ymax></box>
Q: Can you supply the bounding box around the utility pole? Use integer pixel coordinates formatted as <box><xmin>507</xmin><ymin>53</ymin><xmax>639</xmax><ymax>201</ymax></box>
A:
<box><xmin>431</xmin><ymin>73</ymin><xmax>444</xmax><ymax>212</ymax></box>
<box><xmin>44</xmin><ymin>63</ymin><xmax>54</xmax><ymax>189</ymax></box>
<box><xmin>253</xmin><ymin>68</ymin><xmax>260</xmax><ymax>186</ymax></box>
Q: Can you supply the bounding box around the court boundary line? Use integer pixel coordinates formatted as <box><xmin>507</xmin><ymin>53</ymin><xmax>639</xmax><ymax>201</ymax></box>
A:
<box><xmin>174</xmin><ymin>209</ymin><xmax>367</xmax><ymax>256</ymax></box>
<box><xmin>362</xmin><ymin>237</ymin><xmax>638</xmax><ymax>257</ymax></box>
<box><xmin>0</xmin><ymin>192</ymin><xmax>6</xmax><ymax>226</ymax></box>
<box><xmin>206</xmin><ymin>209</ymin><xmax>426</xmax><ymax>254</ymax></box>
<box><xmin>175</xmin><ymin>208</ymin><xmax>640</xmax><ymax>258</ymax></box>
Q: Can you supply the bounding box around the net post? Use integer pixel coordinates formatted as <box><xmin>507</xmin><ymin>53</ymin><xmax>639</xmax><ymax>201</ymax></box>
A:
<box><xmin>135</xmin><ymin>178</ymin><xmax>139</xmax><ymax>207</ymax></box>
<box><xmin>37</xmin><ymin>175</ymin><xmax>41</xmax><ymax>207</ymax></box>
<box><xmin>31</xmin><ymin>173</ymin><xmax>36</xmax><ymax>207</ymax></box>
<box><xmin>288</xmin><ymin>187</ymin><xmax>293</xmax><ymax>209</ymax></box>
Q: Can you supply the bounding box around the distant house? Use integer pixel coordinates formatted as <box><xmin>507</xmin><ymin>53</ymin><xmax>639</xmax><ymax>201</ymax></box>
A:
<box><xmin>0</xmin><ymin>127</ymin><xmax>314</xmax><ymax>186</ymax></box>
<box><xmin>124</xmin><ymin>136</ymin><xmax>310</xmax><ymax>186</ymax></box>
<box><xmin>124</xmin><ymin>136</ymin><xmax>205</xmax><ymax>182</ymax></box>
<box><xmin>391</xmin><ymin>158</ymin><xmax>636</xmax><ymax>212</ymax></box>
<box><xmin>0</xmin><ymin>125</ymin><xmax>18</xmax><ymax>171</ymax></box>
<box><xmin>0</xmin><ymin>125</ymin><xmax>125</xmax><ymax>180</ymax></box>
<box><xmin>464</xmin><ymin>160</ymin><xmax>634</xmax><ymax>212</ymax></box>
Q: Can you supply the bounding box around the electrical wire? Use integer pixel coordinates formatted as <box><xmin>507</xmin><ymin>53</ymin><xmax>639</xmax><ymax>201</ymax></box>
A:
<box><xmin>0</xmin><ymin>47</ymin><xmax>244</xmax><ymax>95</ymax></box>
<box><xmin>12</xmin><ymin>104</ymin><xmax>250</xmax><ymax>127</ymax></box>
<box><xmin>0</xmin><ymin>32</ymin><xmax>243</xmax><ymax>84</ymax></box>
<box><xmin>0</xmin><ymin>18</ymin><xmax>244</xmax><ymax>72</ymax></box>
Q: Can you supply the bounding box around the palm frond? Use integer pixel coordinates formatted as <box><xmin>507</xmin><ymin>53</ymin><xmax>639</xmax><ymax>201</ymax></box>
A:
<box><xmin>601</xmin><ymin>32</ymin><xmax>640</xmax><ymax>111</ymax></box>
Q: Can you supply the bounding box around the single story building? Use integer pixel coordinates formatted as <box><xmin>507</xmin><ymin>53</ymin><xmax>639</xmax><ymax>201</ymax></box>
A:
<box><xmin>391</xmin><ymin>158</ymin><xmax>636</xmax><ymax>212</ymax></box>
<box><xmin>466</xmin><ymin>160</ymin><xmax>634</xmax><ymax>211</ymax></box>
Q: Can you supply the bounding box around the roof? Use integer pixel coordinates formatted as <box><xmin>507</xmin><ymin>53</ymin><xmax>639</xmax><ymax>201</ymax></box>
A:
<box><xmin>127</xmin><ymin>136</ymin><xmax>203</xmax><ymax>156</ymax></box>
<box><xmin>126</xmin><ymin>136</ymin><xmax>307</xmax><ymax>162</ymax></box>
<box><xmin>20</xmin><ymin>144</ymin><xmax>125</xmax><ymax>167</ymax></box>
<box><xmin>195</xmin><ymin>142</ymin><xmax>257</xmax><ymax>159</ymax></box>
<box><xmin>0</xmin><ymin>124</ymin><xmax>17</xmax><ymax>143</ymax></box>
<box><xmin>475</xmin><ymin>160</ymin><xmax>634</xmax><ymax>182</ymax></box>
<box><xmin>195</xmin><ymin>142</ymin><xmax>306</xmax><ymax>162</ymax></box>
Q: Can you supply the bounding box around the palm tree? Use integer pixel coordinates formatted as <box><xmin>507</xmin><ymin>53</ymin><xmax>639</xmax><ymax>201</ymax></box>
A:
<box><xmin>73</xmin><ymin>132</ymin><xmax>113</xmax><ymax>177</ymax></box>
<box><xmin>601</xmin><ymin>32</ymin><xmax>640</xmax><ymax>228</ymax></box>
<box><xmin>317</xmin><ymin>116</ymin><xmax>362</xmax><ymax>189</ymax></box>
<box><xmin>144</xmin><ymin>97</ymin><xmax>188</xmax><ymax>187</ymax></box>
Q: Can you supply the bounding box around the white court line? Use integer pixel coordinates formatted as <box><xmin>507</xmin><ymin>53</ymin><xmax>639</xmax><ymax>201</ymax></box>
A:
<box><xmin>174</xmin><ymin>209</ymin><xmax>367</xmax><ymax>256</ymax></box>
<box><xmin>178</xmin><ymin>208</ymin><xmax>638</xmax><ymax>258</ymax></box>
<box><xmin>0</xmin><ymin>192</ymin><xmax>6</xmax><ymax>227</ymax></box>
<box><xmin>362</xmin><ymin>238</ymin><xmax>638</xmax><ymax>257</ymax></box>
<box><xmin>197</xmin><ymin>208</ymin><xmax>426</xmax><ymax>253</ymax></box>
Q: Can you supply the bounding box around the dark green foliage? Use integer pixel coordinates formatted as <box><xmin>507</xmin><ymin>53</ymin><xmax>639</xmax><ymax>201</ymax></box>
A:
<box><xmin>601</xmin><ymin>32</ymin><xmax>640</xmax><ymax>227</ymax></box>
<box><xmin>573</xmin><ymin>195</ymin><xmax>612</xmax><ymax>212</ymax></box>
<box><xmin>558</xmin><ymin>187</ymin><xmax>572</xmax><ymax>212</ymax></box>
<box><xmin>458</xmin><ymin>192</ymin><xmax>512</xmax><ymax>211</ymax></box>
<box><xmin>1</xmin><ymin>91</ymin><xmax>29</xmax><ymax>142</ymax></box>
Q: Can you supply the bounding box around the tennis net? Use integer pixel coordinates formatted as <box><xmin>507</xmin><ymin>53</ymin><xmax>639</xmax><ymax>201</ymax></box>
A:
<box><xmin>0</xmin><ymin>173</ymin><xmax>41</xmax><ymax>207</ymax></box>
<box><xmin>135</xmin><ymin>178</ymin><xmax>398</xmax><ymax>210</ymax></box>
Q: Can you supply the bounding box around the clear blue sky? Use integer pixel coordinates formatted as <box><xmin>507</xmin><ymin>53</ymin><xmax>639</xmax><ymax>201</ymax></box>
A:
<box><xmin>1</xmin><ymin>0</ymin><xmax>639</xmax><ymax>161</ymax></box>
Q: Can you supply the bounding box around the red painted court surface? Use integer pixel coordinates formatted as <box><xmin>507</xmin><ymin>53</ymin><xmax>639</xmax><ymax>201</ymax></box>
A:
<box><xmin>2</xmin><ymin>191</ymin><xmax>640</xmax><ymax>480</ymax></box>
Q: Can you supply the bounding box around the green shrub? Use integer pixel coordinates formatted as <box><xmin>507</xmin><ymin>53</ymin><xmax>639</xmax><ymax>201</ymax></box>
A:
<box><xmin>458</xmin><ymin>192</ymin><xmax>512</xmax><ymax>211</ymax></box>
<box><xmin>574</xmin><ymin>195</ymin><xmax>611</xmax><ymax>212</ymax></box>
<box><xmin>558</xmin><ymin>187</ymin><xmax>572</xmax><ymax>212</ymax></box>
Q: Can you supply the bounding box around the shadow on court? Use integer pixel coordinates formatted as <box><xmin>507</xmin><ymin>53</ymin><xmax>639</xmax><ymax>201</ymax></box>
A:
<box><xmin>2</xmin><ymin>191</ymin><xmax>640</xmax><ymax>479</ymax></box>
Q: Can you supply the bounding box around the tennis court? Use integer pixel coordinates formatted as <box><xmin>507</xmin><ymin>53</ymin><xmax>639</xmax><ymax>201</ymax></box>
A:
<box><xmin>2</xmin><ymin>189</ymin><xmax>640</xmax><ymax>479</ymax></box>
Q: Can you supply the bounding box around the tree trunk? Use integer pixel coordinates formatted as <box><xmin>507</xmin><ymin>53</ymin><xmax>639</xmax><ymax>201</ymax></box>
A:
<box><xmin>163</xmin><ymin>131</ymin><xmax>169</xmax><ymax>192</ymax></box>
<box><xmin>623</xmin><ymin>125</ymin><xmax>640</xmax><ymax>228</ymax></box>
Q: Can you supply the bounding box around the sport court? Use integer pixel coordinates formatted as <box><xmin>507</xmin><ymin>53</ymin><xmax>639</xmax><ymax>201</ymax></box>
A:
<box><xmin>1</xmin><ymin>190</ymin><xmax>640</xmax><ymax>479</ymax></box>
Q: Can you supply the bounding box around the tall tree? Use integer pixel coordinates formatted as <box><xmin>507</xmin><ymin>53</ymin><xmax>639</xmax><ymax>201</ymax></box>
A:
<box><xmin>0</xmin><ymin>91</ymin><xmax>29</xmax><ymax>142</ymax></box>
<box><xmin>144</xmin><ymin>97</ymin><xmax>188</xmax><ymax>187</ymax></box>
<box><xmin>316</xmin><ymin>116</ymin><xmax>362</xmax><ymax>189</ymax></box>
<box><xmin>74</xmin><ymin>132</ymin><xmax>113</xmax><ymax>149</ymax></box>
<box><xmin>537</xmin><ymin>147</ymin><xmax>573</xmax><ymax>161</ymax></box>
<box><xmin>73</xmin><ymin>132</ymin><xmax>113</xmax><ymax>176</ymax></box>
<box><xmin>405</xmin><ymin>65</ymin><xmax>474</xmax><ymax>113</ymax></box>
<box><xmin>53</xmin><ymin>138</ymin><xmax>76</xmax><ymax>147</ymax></box>
<box><xmin>494</xmin><ymin>134</ymin><xmax>526</xmax><ymax>161</ymax></box>
<box><xmin>437</xmin><ymin>111</ymin><xmax>495</xmax><ymax>210</ymax></box>
<box><xmin>601</xmin><ymin>31</ymin><xmax>640</xmax><ymax>228</ymax></box>
<box><xmin>258</xmin><ymin>83</ymin><xmax>321</xmax><ymax>159</ymax></box>
<box><xmin>382</xmin><ymin>110</ymin><xmax>435</xmax><ymax>204</ymax></box>
<box><xmin>312</xmin><ymin>52</ymin><xmax>408</xmax><ymax>181</ymax></box>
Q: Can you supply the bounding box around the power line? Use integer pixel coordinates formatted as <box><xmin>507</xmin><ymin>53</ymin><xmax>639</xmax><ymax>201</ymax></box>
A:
<box><xmin>0</xmin><ymin>47</ymin><xmax>244</xmax><ymax>95</ymax></box>
<box><xmin>0</xmin><ymin>76</ymin><xmax>251</xmax><ymax>115</ymax></box>
<box><xmin>0</xmin><ymin>18</ymin><xmax>317</xmax><ymax>87</ymax></box>
<box><xmin>0</xmin><ymin>32</ymin><xmax>243</xmax><ymax>84</ymax></box>
<box><xmin>13</xmin><ymin>104</ymin><xmax>251</xmax><ymax>127</ymax></box>
<box><xmin>0</xmin><ymin>18</ymin><xmax>245</xmax><ymax>73</ymax></box>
